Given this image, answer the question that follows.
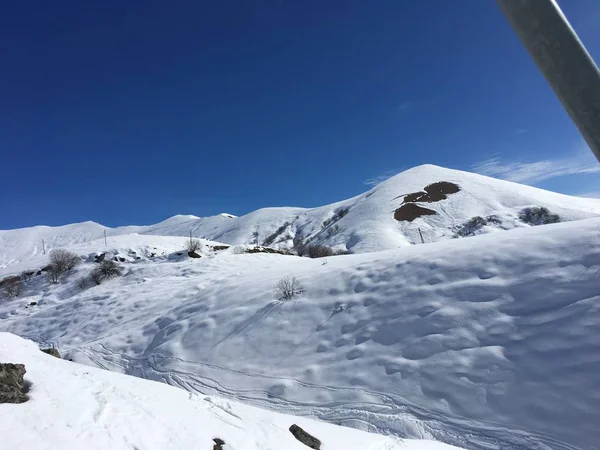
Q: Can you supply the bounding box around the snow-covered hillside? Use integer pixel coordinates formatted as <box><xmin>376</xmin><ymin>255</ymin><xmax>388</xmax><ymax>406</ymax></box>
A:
<box><xmin>3</xmin><ymin>164</ymin><xmax>600</xmax><ymax>272</ymax></box>
<box><xmin>2</xmin><ymin>216</ymin><xmax>600</xmax><ymax>449</ymax></box>
<box><xmin>0</xmin><ymin>333</ymin><xmax>460</xmax><ymax>450</ymax></box>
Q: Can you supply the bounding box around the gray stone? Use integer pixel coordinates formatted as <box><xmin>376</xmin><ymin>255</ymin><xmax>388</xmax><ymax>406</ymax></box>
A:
<box><xmin>0</xmin><ymin>363</ymin><xmax>28</xmax><ymax>404</ymax></box>
<box><xmin>289</xmin><ymin>424</ymin><xmax>321</xmax><ymax>449</ymax></box>
<box><xmin>188</xmin><ymin>251</ymin><xmax>202</xmax><ymax>258</ymax></box>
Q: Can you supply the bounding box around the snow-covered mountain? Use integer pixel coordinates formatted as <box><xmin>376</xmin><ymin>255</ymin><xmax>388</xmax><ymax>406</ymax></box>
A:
<box><xmin>2</xmin><ymin>164</ymin><xmax>600</xmax><ymax>450</ymax></box>
<box><xmin>0</xmin><ymin>332</ymin><xmax>460</xmax><ymax>450</ymax></box>
<box><xmin>3</xmin><ymin>164</ymin><xmax>600</xmax><ymax>273</ymax></box>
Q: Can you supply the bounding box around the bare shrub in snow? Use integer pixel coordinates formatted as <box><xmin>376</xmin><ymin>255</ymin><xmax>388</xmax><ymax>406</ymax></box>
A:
<box><xmin>231</xmin><ymin>246</ymin><xmax>246</xmax><ymax>255</ymax></box>
<box><xmin>519</xmin><ymin>207</ymin><xmax>560</xmax><ymax>226</ymax></box>
<box><xmin>454</xmin><ymin>216</ymin><xmax>487</xmax><ymax>237</ymax></box>
<box><xmin>46</xmin><ymin>265</ymin><xmax>62</xmax><ymax>284</ymax></box>
<box><xmin>48</xmin><ymin>249</ymin><xmax>81</xmax><ymax>278</ymax></box>
<box><xmin>307</xmin><ymin>245</ymin><xmax>334</xmax><ymax>259</ymax></box>
<box><xmin>92</xmin><ymin>260</ymin><xmax>122</xmax><ymax>285</ymax></box>
<box><xmin>2</xmin><ymin>277</ymin><xmax>22</xmax><ymax>298</ymax></box>
<box><xmin>274</xmin><ymin>276</ymin><xmax>304</xmax><ymax>301</ymax></box>
<box><xmin>186</xmin><ymin>238</ymin><xmax>202</xmax><ymax>253</ymax></box>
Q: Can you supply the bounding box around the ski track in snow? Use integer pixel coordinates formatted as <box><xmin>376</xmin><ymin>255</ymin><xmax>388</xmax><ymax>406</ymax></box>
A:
<box><xmin>72</xmin><ymin>343</ymin><xmax>585</xmax><ymax>450</ymax></box>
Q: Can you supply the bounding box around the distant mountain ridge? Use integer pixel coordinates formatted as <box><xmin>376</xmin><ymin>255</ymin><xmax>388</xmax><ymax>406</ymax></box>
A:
<box><xmin>3</xmin><ymin>164</ymin><xmax>600</xmax><ymax>269</ymax></box>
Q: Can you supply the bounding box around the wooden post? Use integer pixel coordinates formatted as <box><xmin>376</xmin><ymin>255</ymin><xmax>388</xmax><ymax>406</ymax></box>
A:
<box><xmin>418</xmin><ymin>228</ymin><xmax>425</xmax><ymax>244</ymax></box>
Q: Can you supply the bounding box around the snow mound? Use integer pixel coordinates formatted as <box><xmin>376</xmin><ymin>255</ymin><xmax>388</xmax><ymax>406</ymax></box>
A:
<box><xmin>3</xmin><ymin>165</ymin><xmax>600</xmax><ymax>271</ymax></box>
<box><xmin>0</xmin><ymin>332</ymin><xmax>459</xmax><ymax>450</ymax></box>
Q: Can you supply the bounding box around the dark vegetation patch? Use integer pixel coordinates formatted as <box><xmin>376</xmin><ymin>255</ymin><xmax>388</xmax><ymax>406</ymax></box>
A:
<box><xmin>394</xmin><ymin>204</ymin><xmax>437</xmax><ymax>222</ymax></box>
<box><xmin>519</xmin><ymin>207</ymin><xmax>560</xmax><ymax>226</ymax></box>
<box><xmin>454</xmin><ymin>215</ymin><xmax>501</xmax><ymax>237</ymax></box>
<box><xmin>322</xmin><ymin>206</ymin><xmax>350</xmax><ymax>228</ymax></box>
<box><xmin>212</xmin><ymin>245</ymin><xmax>230</xmax><ymax>251</ymax></box>
<box><xmin>263</xmin><ymin>222</ymin><xmax>291</xmax><ymax>247</ymax></box>
<box><xmin>245</xmin><ymin>246</ymin><xmax>291</xmax><ymax>255</ymax></box>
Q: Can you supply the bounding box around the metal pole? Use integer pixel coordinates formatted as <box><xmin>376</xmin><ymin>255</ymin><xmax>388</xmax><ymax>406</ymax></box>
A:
<box><xmin>495</xmin><ymin>0</ymin><xmax>600</xmax><ymax>161</ymax></box>
<box><xmin>104</xmin><ymin>230</ymin><xmax>107</xmax><ymax>247</ymax></box>
<box><xmin>42</xmin><ymin>239</ymin><xmax>46</xmax><ymax>255</ymax></box>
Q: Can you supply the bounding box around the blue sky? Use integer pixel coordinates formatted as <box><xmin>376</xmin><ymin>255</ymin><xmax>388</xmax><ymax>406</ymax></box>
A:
<box><xmin>2</xmin><ymin>0</ymin><xmax>600</xmax><ymax>229</ymax></box>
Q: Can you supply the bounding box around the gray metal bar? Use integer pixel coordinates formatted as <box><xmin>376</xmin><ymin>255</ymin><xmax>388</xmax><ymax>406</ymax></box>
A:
<box><xmin>495</xmin><ymin>0</ymin><xmax>600</xmax><ymax>162</ymax></box>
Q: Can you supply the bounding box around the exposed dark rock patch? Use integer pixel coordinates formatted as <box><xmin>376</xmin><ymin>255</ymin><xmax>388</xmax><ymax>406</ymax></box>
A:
<box><xmin>399</xmin><ymin>181</ymin><xmax>461</xmax><ymax>204</ymax></box>
<box><xmin>213</xmin><ymin>438</ymin><xmax>225</xmax><ymax>450</ymax></box>
<box><xmin>188</xmin><ymin>251</ymin><xmax>202</xmax><ymax>258</ymax></box>
<box><xmin>245</xmin><ymin>246</ymin><xmax>290</xmax><ymax>255</ymax></box>
<box><xmin>289</xmin><ymin>424</ymin><xmax>321</xmax><ymax>449</ymax></box>
<box><xmin>41</xmin><ymin>348</ymin><xmax>61</xmax><ymax>358</ymax></box>
<box><xmin>94</xmin><ymin>253</ymin><xmax>106</xmax><ymax>263</ymax></box>
<box><xmin>212</xmin><ymin>245</ymin><xmax>231</xmax><ymax>251</ymax></box>
<box><xmin>394</xmin><ymin>204</ymin><xmax>437</xmax><ymax>222</ymax></box>
<box><xmin>0</xmin><ymin>363</ymin><xmax>28</xmax><ymax>404</ymax></box>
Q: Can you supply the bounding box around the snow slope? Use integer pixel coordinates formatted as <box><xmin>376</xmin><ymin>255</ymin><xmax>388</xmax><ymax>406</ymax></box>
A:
<box><xmin>0</xmin><ymin>333</ymin><xmax>460</xmax><ymax>450</ymax></box>
<box><xmin>3</xmin><ymin>165</ymin><xmax>600</xmax><ymax>272</ymax></box>
<box><xmin>2</xmin><ymin>218</ymin><xmax>600</xmax><ymax>449</ymax></box>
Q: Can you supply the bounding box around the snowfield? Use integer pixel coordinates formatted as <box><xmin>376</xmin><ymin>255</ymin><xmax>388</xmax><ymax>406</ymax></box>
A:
<box><xmin>1</xmin><ymin>166</ymin><xmax>600</xmax><ymax>450</ymax></box>
<box><xmin>0</xmin><ymin>332</ymin><xmax>460</xmax><ymax>450</ymax></box>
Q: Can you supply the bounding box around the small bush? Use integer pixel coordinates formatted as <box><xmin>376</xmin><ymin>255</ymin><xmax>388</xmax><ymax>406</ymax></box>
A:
<box><xmin>307</xmin><ymin>245</ymin><xmax>334</xmax><ymax>258</ymax></box>
<box><xmin>92</xmin><ymin>260</ymin><xmax>122</xmax><ymax>285</ymax></box>
<box><xmin>454</xmin><ymin>215</ymin><xmax>505</xmax><ymax>238</ymax></box>
<box><xmin>455</xmin><ymin>216</ymin><xmax>487</xmax><ymax>237</ymax></box>
<box><xmin>47</xmin><ymin>265</ymin><xmax>63</xmax><ymax>284</ymax></box>
<box><xmin>49</xmin><ymin>249</ymin><xmax>81</xmax><ymax>273</ymax></box>
<box><xmin>231</xmin><ymin>246</ymin><xmax>246</xmax><ymax>254</ymax></box>
<box><xmin>186</xmin><ymin>238</ymin><xmax>202</xmax><ymax>253</ymax></box>
<box><xmin>519</xmin><ymin>207</ymin><xmax>560</xmax><ymax>226</ymax></box>
<box><xmin>47</xmin><ymin>249</ymin><xmax>80</xmax><ymax>283</ymax></box>
<box><xmin>274</xmin><ymin>276</ymin><xmax>304</xmax><ymax>301</ymax></box>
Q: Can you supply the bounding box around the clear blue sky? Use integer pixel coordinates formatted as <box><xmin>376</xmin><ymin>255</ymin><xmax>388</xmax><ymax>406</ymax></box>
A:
<box><xmin>2</xmin><ymin>0</ymin><xmax>600</xmax><ymax>229</ymax></box>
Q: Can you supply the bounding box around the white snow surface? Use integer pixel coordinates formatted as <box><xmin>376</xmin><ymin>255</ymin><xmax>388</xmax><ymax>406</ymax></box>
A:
<box><xmin>0</xmin><ymin>332</ymin><xmax>459</xmax><ymax>450</ymax></box>
<box><xmin>3</xmin><ymin>165</ymin><xmax>600</xmax><ymax>272</ymax></box>
<box><xmin>1</xmin><ymin>216</ymin><xmax>600</xmax><ymax>449</ymax></box>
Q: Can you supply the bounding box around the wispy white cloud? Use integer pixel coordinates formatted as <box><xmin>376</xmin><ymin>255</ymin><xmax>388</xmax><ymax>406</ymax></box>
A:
<box><xmin>363</xmin><ymin>169</ymin><xmax>399</xmax><ymax>186</ymax></box>
<box><xmin>516</xmin><ymin>128</ymin><xmax>529</xmax><ymax>134</ymax></box>
<box><xmin>472</xmin><ymin>147</ymin><xmax>600</xmax><ymax>184</ymax></box>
